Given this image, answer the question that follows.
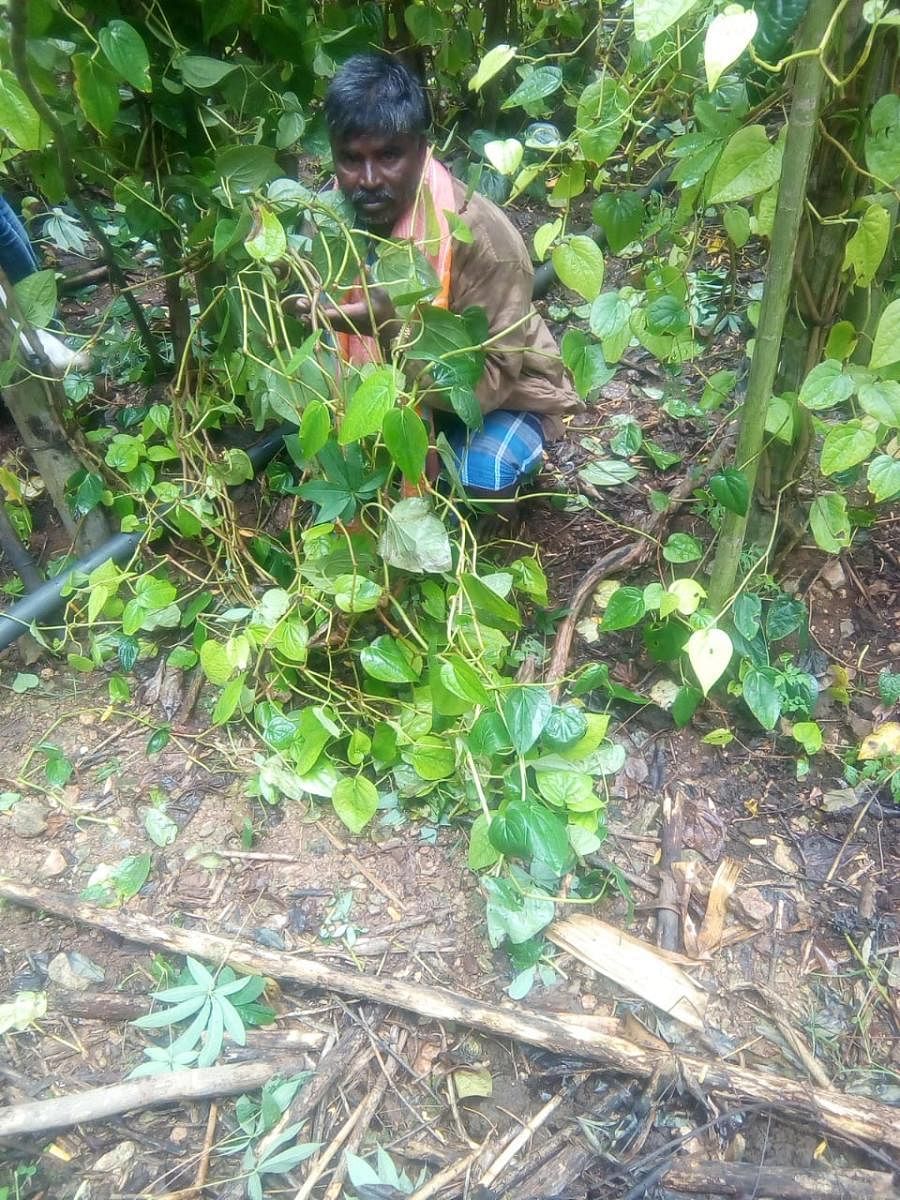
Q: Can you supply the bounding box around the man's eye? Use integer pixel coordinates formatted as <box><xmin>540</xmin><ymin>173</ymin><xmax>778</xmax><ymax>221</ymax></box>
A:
<box><xmin>381</xmin><ymin>149</ymin><xmax>400</xmax><ymax>162</ymax></box>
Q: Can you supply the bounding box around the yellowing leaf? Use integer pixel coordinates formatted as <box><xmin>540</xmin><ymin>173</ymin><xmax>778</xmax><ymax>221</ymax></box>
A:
<box><xmin>0</xmin><ymin>990</ymin><xmax>47</xmax><ymax>1033</ymax></box>
<box><xmin>452</xmin><ymin>1065</ymin><xmax>493</xmax><ymax>1099</ymax></box>
<box><xmin>686</xmin><ymin>627</ymin><xmax>733</xmax><ymax>694</ymax></box>
<box><xmin>484</xmin><ymin>138</ymin><xmax>523</xmax><ymax>176</ymax></box>
<box><xmin>704</xmin><ymin>6</ymin><xmax>759</xmax><ymax>91</ymax></box>
<box><xmin>857</xmin><ymin>721</ymin><xmax>900</xmax><ymax>761</ymax></box>
<box><xmin>469</xmin><ymin>44</ymin><xmax>516</xmax><ymax>91</ymax></box>
<box><xmin>668</xmin><ymin>578</ymin><xmax>706</xmax><ymax>615</ymax></box>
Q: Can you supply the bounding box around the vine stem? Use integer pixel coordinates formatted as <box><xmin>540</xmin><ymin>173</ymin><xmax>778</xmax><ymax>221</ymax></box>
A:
<box><xmin>706</xmin><ymin>0</ymin><xmax>833</xmax><ymax>614</ymax></box>
<box><xmin>7</xmin><ymin>0</ymin><xmax>164</xmax><ymax>378</ymax></box>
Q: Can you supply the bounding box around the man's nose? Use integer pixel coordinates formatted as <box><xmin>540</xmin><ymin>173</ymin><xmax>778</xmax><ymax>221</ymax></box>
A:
<box><xmin>361</xmin><ymin>159</ymin><xmax>381</xmax><ymax>190</ymax></box>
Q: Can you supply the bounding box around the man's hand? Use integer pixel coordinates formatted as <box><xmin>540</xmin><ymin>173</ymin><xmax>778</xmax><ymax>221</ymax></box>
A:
<box><xmin>283</xmin><ymin>287</ymin><xmax>398</xmax><ymax>345</ymax></box>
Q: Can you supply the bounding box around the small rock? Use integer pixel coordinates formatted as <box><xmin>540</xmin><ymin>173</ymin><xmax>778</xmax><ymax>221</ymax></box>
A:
<box><xmin>10</xmin><ymin>798</ymin><xmax>48</xmax><ymax>838</ymax></box>
<box><xmin>821</xmin><ymin>561</ymin><xmax>846</xmax><ymax>591</ymax></box>
<box><xmin>734</xmin><ymin>887</ymin><xmax>774</xmax><ymax>926</ymax></box>
<box><xmin>580</xmin><ymin>993</ymin><xmax>598</xmax><ymax>1012</ymax></box>
<box><xmin>39</xmin><ymin>848</ymin><xmax>68</xmax><ymax>878</ymax></box>
<box><xmin>93</xmin><ymin>1141</ymin><xmax>135</xmax><ymax>1176</ymax></box>
<box><xmin>170</xmin><ymin>1125</ymin><xmax>189</xmax><ymax>1144</ymax></box>
<box><xmin>840</xmin><ymin>619</ymin><xmax>855</xmax><ymax>639</ymax></box>
<box><xmin>47</xmin><ymin>951</ymin><xmax>105</xmax><ymax>991</ymax></box>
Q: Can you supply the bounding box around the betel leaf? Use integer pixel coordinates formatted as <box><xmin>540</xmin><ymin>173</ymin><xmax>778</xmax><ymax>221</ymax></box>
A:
<box><xmin>578</xmin><ymin>459</ymin><xmax>637</xmax><ymax>487</ymax></box>
<box><xmin>535</xmin><ymin>770</ymin><xmax>595</xmax><ymax>809</ymax></box>
<box><xmin>589</xmin><ymin>292</ymin><xmax>632</xmax><ymax>362</ymax></box>
<box><xmin>798</xmin><ymin>360</ymin><xmax>854</xmax><ymax>410</ymax></box>
<box><xmin>215</xmin><ymin>145</ymin><xmax>278</xmax><ymax>194</ymax></box>
<box><xmin>733</xmin><ymin>592</ymin><xmax>762</xmax><ymax>640</ymax></box>
<box><xmin>98</xmin><ymin>20</ymin><xmax>151</xmax><ymax>92</ymax></box>
<box><xmin>378</xmin><ymin>497</ymin><xmax>452</xmax><ymax>574</ymax></box>
<box><xmin>686</xmin><ymin>627</ymin><xmax>733</xmax><ymax>694</ymax></box>
<box><xmin>662</xmin><ymin>532</ymin><xmax>703</xmax><ymax>563</ymax></box>
<box><xmin>360</xmin><ymin>636</ymin><xmax>421</xmax><ymax>684</ymax></box>
<box><xmin>501</xmin><ymin>65</ymin><xmax>562</xmax><ymax>109</ymax></box>
<box><xmin>404</xmin><ymin>735</ymin><xmax>455</xmax><ymax>780</ymax></box>
<box><xmin>14</xmin><ymin>269</ymin><xmax>57</xmax><ymax>328</ymax></box>
<box><xmin>708</xmin><ymin>125</ymin><xmax>784</xmax><ymax>205</ymax></box>
<box><xmin>0</xmin><ymin>69</ymin><xmax>50</xmax><ymax>150</ymax></box>
<box><xmin>552</xmin><ymin>236</ymin><xmax>605</xmax><ymax>301</ymax></box>
<box><xmin>576</xmin><ymin>78</ymin><xmax>628</xmax><ymax>166</ymax></box>
<box><xmin>820</xmin><ymin>422</ymin><xmax>877</xmax><ymax>475</ymax></box>
<box><xmin>246</xmin><ymin>206</ymin><xmax>286</xmax><ymax>263</ymax></box>
<box><xmin>765</xmin><ymin>595</ymin><xmax>806</xmax><ymax>641</ymax></box>
<box><xmin>709</xmin><ymin>468</ymin><xmax>749</xmax><ymax>515</ymax></box>
<box><xmin>298</xmin><ymin>400</ymin><xmax>331</xmax><ymax>459</ymax></box>
<box><xmin>704</xmin><ymin>7</ymin><xmax>758</xmax><ymax>91</ymax></box>
<box><xmin>561</xmin><ymin>330</ymin><xmax>615</xmax><ymax>398</ymax></box>
<box><xmin>601</xmin><ymin>586</ymin><xmax>645</xmax><ymax>631</ymax></box>
<box><xmin>383</xmin><ymin>407</ymin><xmax>429</xmax><ymax>482</ymax></box>
<box><xmin>809</xmin><ymin>492</ymin><xmax>851</xmax><ymax>552</ymax></box>
<box><xmin>179</xmin><ymin>55</ymin><xmax>239</xmax><ymax>89</ymax></box>
<box><xmin>484</xmin><ymin>138</ymin><xmax>523</xmax><ymax>176</ymax></box>
<box><xmin>672</xmin><ymin>684</ymin><xmax>703</xmax><ymax>727</ymax></box>
<box><xmin>469</xmin><ymin>43</ymin><xmax>517</xmax><ymax>92</ymax></box>
<box><xmin>460</xmin><ymin>573</ymin><xmax>521</xmax><ymax>631</ymax></box>
<box><xmin>592</xmin><ymin>193</ymin><xmax>643</xmax><ymax>253</ymax></box>
<box><xmin>332</xmin><ymin>776</ymin><xmax>378</xmax><ymax>834</ymax></box>
<box><xmin>864</xmin><ymin>94</ymin><xmax>900</xmax><ymax>185</ymax></box>
<box><xmin>869</xmin><ymin>298</ymin><xmax>900</xmax><ymax>371</ymax></box>
<box><xmin>469</xmin><ymin>814</ymin><xmax>502</xmax><ymax>870</ymax></box>
<box><xmin>339</xmin><ymin>366</ymin><xmax>398</xmax><ymax>444</ymax></box>
<box><xmin>489</xmin><ymin>799</ymin><xmax>572</xmax><ymax>875</ymax></box>
<box><xmin>439</xmin><ymin>656</ymin><xmax>491</xmax><ymax>706</ymax></box>
<box><xmin>867</xmin><ymin>455</ymin><xmax>900</xmax><ymax>503</ymax></box>
<box><xmin>501</xmin><ymin>686</ymin><xmax>553</xmax><ymax>754</ymax></box>
<box><xmin>72</xmin><ymin>52</ymin><xmax>120</xmax><ymax>135</ymax></box>
<box><xmin>843</xmin><ymin>203</ymin><xmax>890</xmax><ymax>287</ymax></box>
<box><xmin>857</xmin><ymin>380</ymin><xmax>900</xmax><ymax>427</ymax></box>
<box><xmin>541</xmin><ymin>704</ymin><xmax>588</xmax><ymax>749</ymax></box>
<box><xmin>742</xmin><ymin>667</ymin><xmax>782</xmax><ymax>730</ymax></box>
<box><xmin>483</xmin><ymin>875</ymin><xmax>555</xmax><ymax>947</ymax></box>
<box><xmin>634</xmin><ymin>0</ymin><xmax>700</xmax><ymax>41</ymax></box>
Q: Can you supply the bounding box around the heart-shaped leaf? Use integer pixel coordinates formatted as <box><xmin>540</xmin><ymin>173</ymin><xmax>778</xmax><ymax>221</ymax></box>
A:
<box><xmin>686</xmin><ymin>627</ymin><xmax>733</xmax><ymax>695</ymax></box>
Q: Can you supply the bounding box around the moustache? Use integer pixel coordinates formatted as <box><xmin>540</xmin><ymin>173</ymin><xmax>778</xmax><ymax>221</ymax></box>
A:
<box><xmin>351</xmin><ymin>188</ymin><xmax>393</xmax><ymax>207</ymax></box>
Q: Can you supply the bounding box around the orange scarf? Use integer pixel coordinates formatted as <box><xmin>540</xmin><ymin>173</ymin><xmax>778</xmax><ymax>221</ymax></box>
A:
<box><xmin>338</xmin><ymin>153</ymin><xmax>457</xmax><ymax>365</ymax></box>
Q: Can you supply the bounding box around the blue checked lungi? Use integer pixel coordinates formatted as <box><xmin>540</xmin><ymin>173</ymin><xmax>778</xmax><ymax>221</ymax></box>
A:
<box><xmin>0</xmin><ymin>195</ymin><xmax>39</xmax><ymax>284</ymax></box>
<box><xmin>443</xmin><ymin>410</ymin><xmax>545</xmax><ymax>493</ymax></box>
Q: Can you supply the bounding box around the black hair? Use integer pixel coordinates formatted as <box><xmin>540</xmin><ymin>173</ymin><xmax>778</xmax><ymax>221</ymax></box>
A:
<box><xmin>324</xmin><ymin>51</ymin><xmax>430</xmax><ymax>142</ymax></box>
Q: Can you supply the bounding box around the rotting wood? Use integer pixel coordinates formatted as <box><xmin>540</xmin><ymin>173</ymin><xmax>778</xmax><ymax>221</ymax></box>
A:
<box><xmin>2</xmin><ymin>878</ymin><xmax>899</xmax><ymax>1153</ymax></box>
<box><xmin>660</xmin><ymin>1159</ymin><xmax>895</xmax><ymax>1199</ymax></box>
<box><xmin>0</xmin><ymin>1060</ymin><xmax>306</xmax><ymax>1139</ymax></box>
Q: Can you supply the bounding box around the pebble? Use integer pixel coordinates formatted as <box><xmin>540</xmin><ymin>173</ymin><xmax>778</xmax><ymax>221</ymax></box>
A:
<box><xmin>170</xmin><ymin>1125</ymin><xmax>189</xmax><ymax>1144</ymax></box>
<box><xmin>10</xmin><ymin>798</ymin><xmax>48</xmax><ymax>838</ymax></box>
<box><xmin>821</xmin><ymin>560</ymin><xmax>846</xmax><ymax>591</ymax></box>
<box><xmin>48</xmin><ymin>951</ymin><xmax>105</xmax><ymax>991</ymax></box>
<box><xmin>39</xmin><ymin>848</ymin><xmax>68</xmax><ymax>878</ymax></box>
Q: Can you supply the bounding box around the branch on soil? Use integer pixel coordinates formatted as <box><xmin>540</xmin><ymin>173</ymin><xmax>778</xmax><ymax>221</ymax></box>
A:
<box><xmin>2</xmin><ymin>878</ymin><xmax>899</xmax><ymax>1156</ymax></box>
<box><xmin>659</xmin><ymin>1160</ymin><xmax>895</xmax><ymax>1199</ymax></box>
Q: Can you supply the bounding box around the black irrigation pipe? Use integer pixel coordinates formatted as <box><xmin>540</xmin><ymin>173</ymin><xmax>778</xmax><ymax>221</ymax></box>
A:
<box><xmin>0</xmin><ymin>423</ymin><xmax>294</xmax><ymax>653</ymax></box>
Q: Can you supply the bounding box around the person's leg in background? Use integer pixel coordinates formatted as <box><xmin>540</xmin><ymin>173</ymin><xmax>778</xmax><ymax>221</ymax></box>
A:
<box><xmin>0</xmin><ymin>194</ymin><xmax>39</xmax><ymax>284</ymax></box>
<box><xmin>440</xmin><ymin>409</ymin><xmax>545</xmax><ymax>530</ymax></box>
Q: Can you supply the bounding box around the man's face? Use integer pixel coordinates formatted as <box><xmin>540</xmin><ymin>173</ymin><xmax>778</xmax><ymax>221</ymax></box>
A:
<box><xmin>332</xmin><ymin>132</ymin><xmax>426</xmax><ymax>231</ymax></box>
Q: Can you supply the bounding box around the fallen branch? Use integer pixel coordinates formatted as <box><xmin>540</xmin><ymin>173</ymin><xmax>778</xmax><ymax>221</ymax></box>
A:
<box><xmin>656</xmin><ymin>790</ymin><xmax>684</xmax><ymax>952</ymax></box>
<box><xmin>0</xmin><ymin>1060</ymin><xmax>304</xmax><ymax>1139</ymax></box>
<box><xmin>1</xmin><ymin>878</ymin><xmax>898</xmax><ymax>1153</ymax></box>
<box><xmin>660</xmin><ymin>1159</ymin><xmax>895</xmax><ymax>1199</ymax></box>
<box><xmin>546</xmin><ymin>430</ymin><xmax>734</xmax><ymax>689</ymax></box>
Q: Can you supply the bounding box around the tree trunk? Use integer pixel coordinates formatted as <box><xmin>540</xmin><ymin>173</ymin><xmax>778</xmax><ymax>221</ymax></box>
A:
<box><xmin>707</xmin><ymin>0</ymin><xmax>833</xmax><ymax>612</ymax></box>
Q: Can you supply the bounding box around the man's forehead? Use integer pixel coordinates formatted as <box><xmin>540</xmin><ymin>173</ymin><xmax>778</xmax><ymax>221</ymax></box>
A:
<box><xmin>332</xmin><ymin>131</ymin><xmax>423</xmax><ymax>155</ymax></box>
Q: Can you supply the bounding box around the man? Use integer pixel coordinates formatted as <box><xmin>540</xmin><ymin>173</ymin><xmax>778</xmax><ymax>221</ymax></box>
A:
<box><xmin>290</xmin><ymin>51</ymin><xmax>580</xmax><ymax>497</ymax></box>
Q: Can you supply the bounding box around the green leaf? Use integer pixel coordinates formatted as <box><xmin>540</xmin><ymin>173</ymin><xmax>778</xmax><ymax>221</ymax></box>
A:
<box><xmin>662</xmin><ymin>532</ymin><xmax>703</xmax><ymax>563</ymax></box>
<box><xmin>180</xmin><ymin>56</ymin><xmax>239</xmax><ymax>89</ymax></box>
<box><xmin>578</xmin><ymin>459</ymin><xmax>637</xmax><ymax>487</ymax></box>
<box><xmin>792</xmin><ymin>721</ymin><xmax>823</xmax><ymax>754</ymax></box>
<box><xmin>404</xmin><ymin>736</ymin><xmax>455</xmax><ymax>780</ymax></box>
<box><xmin>709</xmin><ymin>468</ymin><xmax>749</xmax><ymax>515</ymax></box>
<box><xmin>147</xmin><ymin>726</ymin><xmax>170</xmax><ymax>754</ymax></box>
<box><xmin>360</xmin><ymin>636</ymin><xmax>421</xmax><ymax>684</ymax></box>
<box><xmin>634</xmin><ymin>0</ymin><xmax>700</xmax><ymax>41</ymax></box>
<box><xmin>535</xmin><ymin>770</ymin><xmax>596</xmax><ymax>809</ymax></box>
<box><xmin>533</xmin><ymin>219</ymin><xmax>562</xmax><ymax>262</ymax></box>
<box><xmin>878</xmin><ymin>669</ymin><xmax>900</xmax><ymax>706</ymax></box>
<box><xmin>339</xmin><ymin>367</ymin><xmax>397</xmax><ymax>445</ymax></box>
<box><xmin>672</xmin><ymin>684</ymin><xmax>702</xmax><ymax>726</ymax></box>
<box><xmin>843</xmin><ymin>203</ymin><xmax>890</xmax><ymax>286</ymax></box>
<box><xmin>383</xmin><ymin>407</ymin><xmax>429</xmax><ymax>482</ymax></box>
<box><xmin>469</xmin><ymin>814</ymin><xmax>502</xmax><ymax>870</ymax></box>
<box><xmin>333</xmin><ymin>574</ymin><xmax>382</xmax><ymax>613</ymax></box>
<box><xmin>809</xmin><ymin>492</ymin><xmax>851</xmax><ymax>552</ymax></box>
<box><xmin>467</xmin><ymin>711</ymin><xmax>512</xmax><ymax>757</ymax></box>
<box><xmin>41</xmin><ymin>744</ymin><xmax>74</xmax><ymax>788</ymax></box>
<box><xmin>610</xmin><ymin>420</ymin><xmax>642</xmax><ymax>457</ymax></box>
<box><xmin>99</xmin><ymin>20</ymin><xmax>151</xmax><ymax>92</ymax></box>
<box><xmin>501</xmin><ymin>686</ymin><xmax>553</xmax><ymax>754</ymax></box>
<box><xmin>600</xmin><ymin>586</ymin><xmax>645</xmax><ymax>630</ymax></box>
<box><xmin>246</xmin><ymin>206</ymin><xmax>287</xmax><ymax>263</ymax></box>
<box><xmin>708</xmin><ymin>125</ymin><xmax>784</xmax><ymax>205</ymax></box>
<box><xmin>439</xmin><ymin>656</ymin><xmax>491</xmax><ymax>705</ymax></box>
<box><xmin>212</xmin><ymin>676</ymin><xmax>245</xmax><ymax>726</ymax></box>
<box><xmin>501</xmin><ymin>66</ymin><xmax>562</xmax><ymax>109</ymax></box>
<box><xmin>0</xmin><ymin>69</ymin><xmax>51</xmax><ymax>149</ymax></box>
<box><xmin>561</xmin><ymin>330</ymin><xmax>614</xmax><ymax>398</ymax></box>
<box><xmin>646</xmin><ymin>294</ymin><xmax>689</xmax><ymax>334</ymax></box>
<box><xmin>274</xmin><ymin>617</ymin><xmax>309</xmax><ymax>664</ymax></box>
<box><xmin>489</xmin><ymin>799</ymin><xmax>572</xmax><ymax>874</ymax></box>
<box><xmin>820</xmin><ymin>423</ymin><xmax>877</xmax><ymax>475</ymax></box>
<box><xmin>858</xmin><ymin>379</ymin><xmax>900</xmax><ymax>427</ymax></box>
<box><xmin>733</xmin><ymin>593</ymin><xmax>762</xmax><ymax>640</ymax></box>
<box><xmin>483</xmin><ymin>876</ymin><xmax>555</xmax><ymax>946</ymax></box>
<box><xmin>404</xmin><ymin>3</ymin><xmax>442</xmax><ymax>44</ymax></box>
<box><xmin>14</xmin><ymin>269</ymin><xmax>57</xmax><ymax>328</ymax></box>
<box><xmin>864</xmin><ymin>94</ymin><xmax>900</xmax><ymax>185</ymax></box>
<box><xmin>867</xmin><ymin>454</ymin><xmax>900</xmax><ymax>503</ymax></box>
<box><xmin>484</xmin><ymin>138</ymin><xmax>523</xmax><ymax>176</ymax></box>
<box><xmin>299</xmin><ymin>400</ymin><xmax>331</xmax><ymax>459</ymax></box>
<box><xmin>765</xmin><ymin>595</ymin><xmax>806</xmax><ymax>641</ymax></box>
<box><xmin>73</xmin><ymin>53</ymin><xmax>121</xmax><ymax>135</ymax></box>
<box><xmin>742</xmin><ymin>668</ymin><xmax>781</xmax><ymax>729</ymax></box>
<box><xmin>378</xmin><ymin>497</ymin><xmax>452</xmax><ymax>574</ymax></box>
<box><xmin>701</xmin><ymin>369</ymin><xmax>737</xmax><ymax>411</ymax></box>
<box><xmin>541</xmin><ymin>705</ymin><xmax>588</xmax><ymax>749</ymax></box>
<box><xmin>704</xmin><ymin>7</ymin><xmax>758</xmax><ymax>90</ymax></box>
<box><xmin>723</xmin><ymin>205</ymin><xmax>751</xmax><ymax>248</ymax></box>
<box><xmin>332</xmin><ymin>776</ymin><xmax>378</xmax><ymax>835</ymax></box>
<box><xmin>11</xmin><ymin>672</ymin><xmax>40</xmax><ymax>694</ymax></box>
<box><xmin>460</xmin><ymin>573</ymin><xmax>521</xmax><ymax>631</ymax></box>
<box><xmin>798</xmin><ymin>360</ymin><xmax>855</xmax><ymax>410</ymax></box>
<box><xmin>145</xmin><ymin>807</ymin><xmax>178</xmax><ymax>847</ymax></box>
<box><xmin>592</xmin><ymin>193</ymin><xmax>643</xmax><ymax>253</ymax></box>
<box><xmin>215</xmin><ymin>145</ymin><xmax>278</xmax><ymax>194</ymax></box>
<box><xmin>469</xmin><ymin>44</ymin><xmax>517</xmax><ymax>91</ymax></box>
<box><xmin>552</xmin><ymin>236</ymin><xmax>605</xmax><ymax>301</ymax></box>
<box><xmin>824</xmin><ymin>321</ymin><xmax>858</xmax><ymax>361</ymax></box>
<box><xmin>200</xmin><ymin>639</ymin><xmax>238</xmax><ymax>685</ymax></box>
<box><xmin>686</xmin><ymin>627</ymin><xmax>733</xmax><ymax>694</ymax></box>
<box><xmin>869</xmin><ymin>298</ymin><xmax>900</xmax><ymax>370</ymax></box>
